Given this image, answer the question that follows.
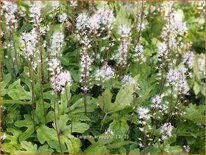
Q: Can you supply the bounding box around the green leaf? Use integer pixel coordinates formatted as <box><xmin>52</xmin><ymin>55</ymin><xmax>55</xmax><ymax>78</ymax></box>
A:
<box><xmin>14</xmin><ymin>141</ymin><xmax>54</xmax><ymax>154</ymax></box>
<box><xmin>165</xmin><ymin>145</ymin><xmax>184</xmax><ymax>154</ymax></box>
<box><xmin>7</xmin><ymin>79</ymin><xmax>32</xmax><ymax>100</ymax></box>
<box><xmin>14</xmin><ymin>114</ymin><xmax>34</xmax><ymax>141</ymax></box>
<box><xmin>62</xmin><ymin>134</ymin><xmax>82</xmax><ymax>153</ymax></box>
<box><xmin>107</xmin><ymin>141</ymin><xmax>134</xmax><ymax>149</ymax></box>
<box><xmin>84</xmin><ymin>143</ymin><xmax>109</xmax><ymax>154</ymax></box>
<box><xmin>37</xmin><ymin>125</ymin><xmax>66</xmax><ymax>152</ymax></box>
<box><xmin>184</xmin><ymin>104</ymin><xmax>204</xmax><ymax>124</ymax></box>
<box><xmin>99</xmin><ymin>84</ymin><xmax>134</xmax><ymax>113</ymax></box>
<box><xmin>15</xmin><ymin>141</ymin><xmax>37</xmax><ymax>154</ymax></box>
<box><xmin>60</xmin><ymin>86</ymin><xmax>71</xmax><ymax>114</ymax></box>
<box><xmin>2</xmin><ymin>128</ymin><xmax>22</xmax><ymax>153</ymax></box>
<box><xmin>109</xmin><ymin>119</ymin><xmax>129</xmax><ymax>139</ymax></box>
<box><xmin>193</xmin><ymin>82</ymin><xmax>200</xmax><ymax>95</ymax></box>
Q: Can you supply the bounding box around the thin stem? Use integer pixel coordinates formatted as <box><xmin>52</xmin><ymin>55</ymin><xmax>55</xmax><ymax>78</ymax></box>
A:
<box><xmin>143</xmin><ymin>124</ymin><xmax>147</xmax><ymax>153</ymax></box>
<box><xmin>29</xmin><ymin>60</ymin><xmax>36</xmax><ymax>131</ymax></box>
<box><xmin>54</xmin><ymin>91</ymin><xmax>63</xmax><ymax>153</ymax></box>
<box><xmin>126</xmin><ymin>84</ymin><xmax>136</xmax><ymax>136</ymax></box>
<box><xmin>5</xmin><ymin>29</ymin><xmax>15</xmax><ymax>81</ymax></box>
<box><xmin>35</xmin><ymin>18</ymin><xmax>47</xmax><ymax>124</ymax></box>
<box><xmin>100</xmin><ymin>112</ymin><xmax>108</xmax><ymax>132</ymax></box>
<box><xmin>83</xmin><ymin>90</ymin><xmax>87</xmax><ymax>115</ymax></box>
<box><xmin>137</xmin><ymin>0</ymin><xmax>144</xmax><ymax>43</ymax></box>
<box><xmin>23</xmin><ymin>41</ymin><xmax>36</xmax><ymax>130</ymax></box>
<box><xmin>10</xmin><ymin>26</ymin><xmax>19</xmax><ymax>72</ymax></box>
<box><xmin>65</xmin><ymin>85</ymin><xmax>73</xmax><ymax>133</ymax></box>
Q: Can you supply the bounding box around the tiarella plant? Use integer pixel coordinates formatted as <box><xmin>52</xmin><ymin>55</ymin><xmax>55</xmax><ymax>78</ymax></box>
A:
<box><xmin>1</xmin><ymin>1</ymin><xmax>205</xmax><ymax>154</ymax></box>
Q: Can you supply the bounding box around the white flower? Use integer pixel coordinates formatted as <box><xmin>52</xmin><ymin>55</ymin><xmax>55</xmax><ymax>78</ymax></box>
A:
<box><xmin>2</xmin><ymin>1</ymin><xmax>17</xmax><ymax>14</ymax></box>
<box><xmin>122</xmin><ymin>75</ymin><xmax>136</xmax><ymax>86</ymax></box>
<box><xmin>95</xmin><ymin>63</ymin><xmax>115</xmax><ymax>82</ymax></box>
<box><xmin>51</xmin><ymin>1</ymin><xmax>59</xmax><ymax>11</ymax></box>
<box><xmin>51</xmin><ymin>71</ymin><xmax>72</xmax><ymax>92</ymax></box>
<box><xmin>96</xmin><ymin>7</ymin><xmax>114</xmax><ymax>28</ymax></box>
<box><xmin>137</xmin><ymin>107</ymin><xmax>150</xmax><ymax>121</ymax></box>
<box><xmin>157</xmin><ymin>42</ymin><xmax>168</xmax><ymax>58</ymax></box>
<box><xmin>58</xmin><ymin>13</ymin><xmax>67</xmax><ymax>23</ymax></box>
<box><xmin>70</xmin><ymin>1</ymin><xmax>78</xmax><ymax>7</ymax></box>
<box><xmin>88</xmin><ymin>13</ymin><xmax>101</xmax><ymax>31</ymax></box>
<box><xmin>183</xmin><ymin>145</ymin><xmax>190</xmax><ymax>153</ymax></box>
<box><xmin>166</xmin><ymin>66</ymin><xmax>189</xmax><ymax>94</ymax></box>
<box><xmin>49</xmin><ymin>32</ymin><xmax>64</xmax><ymax>56</ymax></box>
<box><xmin>2</xmin><ymin>1</ymin><xmax>18</xmax><ymax>28</ymax></box>
<box><xmin>160</xmin><ymin>122</ymin><xmax>173</xmax><ymax>140</ymax></box>
<box><xmin>29</xmin><ymin>2</ymin><xmax>43</xmax><ymax>24</ymax></box>
<box><xmin>20</xmin><ymin>28</ymin><xmax>38</xmax><ymax>70</ymax></box>
<box><xmin>182</xmin><ymin>51</ymin><xmax>194</xmax><ymax>68</ymax></box>
<box><xmin>48</xmin><ymin>58</ymin><xmax>62</xmax><ymax>75</ymax></box>
<box><xmin>118</xmin><ymin>25</ymin><xmax>131</xmax><ymax>38</ymax></box>
<box><xmin>151</xmin><ymin>95</ymin><xmax>162</xmax><ymax>104</ymax></box>
<box><xmin>80</xmin><ymin>49</ymin><xmax>92</xmax><ymax>91</ymax></box>
<box><xmin>133</xmin><ymin>43</ymin><xmax>146</xmax><ymax>63</ymax></box>
<box><xmin>115</xmin><ymin>39</ymin><xmax>130</xmax><ymax>67</ymax></box>
<box><xmin>76</xmin><ymin>12</ymin><xmax>89</xmax><ymax>32</ymax></box>
<box><xmin>40</xmin><ymin>25</ymin><xmax>50</xmax><ymax>35</ymax></box>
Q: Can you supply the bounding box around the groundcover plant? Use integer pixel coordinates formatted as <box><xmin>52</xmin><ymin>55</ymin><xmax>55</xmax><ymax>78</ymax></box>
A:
<box><xmin>0</xmin><ymin>0</ymin><xmax>205</xmax><ymax>154</ymax></box>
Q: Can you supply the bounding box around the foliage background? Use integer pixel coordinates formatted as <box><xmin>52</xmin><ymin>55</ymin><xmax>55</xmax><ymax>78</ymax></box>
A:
<box><xmin>0</xmin><ymin>1</ymin><xmax>205</xmax><ymax>154</ymax></box>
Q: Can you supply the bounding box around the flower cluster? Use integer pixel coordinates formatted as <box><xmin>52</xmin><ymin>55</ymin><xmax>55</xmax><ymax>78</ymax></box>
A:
<box><xmin>2</xmin><ymin>1</ymin><xmax>18</xmax><ymax>29</ymax></box>
<box><xmin>160</xmin><ymin>122</ymin><xmax>173</xmax><ymax>141</ymax></box>
<box><xmin>137</xmin><ymin>107</ymin><xmax>150</xmax><ymax>122</ymax></box>
<box><xmin>133</xmin><ymin>43</ymin><xmax>146</xmax><ymax>63</ymax></box>
<box><xmin>121</xmin><ymin>75</ymin><xmax>136</xmax><ymax>86</ymax></box>
<box><xmin>20</xmin><ymin>28</ymin><xmax>38</xmax><ymax>69</ymax></box>
<box><xmin>48</xmin><ymin>31</ymin><xmax>72</xmax><ymax>92</ymax></box>
<box><xmin>183</xmin><ymin>145</ymin><xmax>190</xmax><ymax>153</ymax></box>
<box><xmin>151</xmin><ymin>95</ymin><xmax>168</xmax><ymax>114</ymax></box>
<box><xmin>75</xmin><ymin>5</ymin><xmax>114</xmax><ymax>38</ymax></box>
<box><xmin>182</xmin><ymin>51</ymin><xmax>194</xmax><ymax>68</ymax></box>
<box><xmin>58</xmin><ymin>13</ymin><xmax>67</xmax><ymax>23</ymax></box>
<box><xmin>49</xmin><ymin>32</ymin><xmax>65</xmax><ymax>57</ymax></box>
<box><xmin>50</xmin><ymin>70</ymin><xmax>72</xmax><ymax>92</ymax></box>
<box><xmin>95</xmin><ymin>63</ymin><xmax>115</xmax><ymax>82</ymax></box>
<box><xmin>29</xmin><ymin>2</ymin><xmax>43</xmax><ymax>24</ymax></box>
<box><xmin>114</xmin><ymin>25</ymin><xmax>131</xmax><ymax>67</ymax></box>
<box><xmin>166</xmin><ymin>65</ymin><xmax>189</xmax><ymax>95</ymax></box>
<box><xmin>80</xmin><ymin>49</ymin><xmax>92</xmax><ymax>91</ymax></box>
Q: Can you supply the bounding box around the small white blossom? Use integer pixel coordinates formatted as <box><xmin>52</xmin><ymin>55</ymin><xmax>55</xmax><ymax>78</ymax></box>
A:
<box><xmin>166</xmin><ymin>66</ymin><xmax>189</xmax><ymax>94</ymax></box>
<box><xmin>151</xmin><ymin>95</ymin><xmax>162</xmax><ymax>104</ymax></box>
<box><xmin>115</xmin><ymin>39</ymin><xmax>130</xmax><ymax>67</ymax></box>
<box><xmin>58</xmin><ymin>13</ymin><xmax>67</xmax><ymax>23</ymax></box>
<box><xmin>70</xmin><ymin>1</ymin><xmax>78</xmax><ymax>7</ymax></box>
<box><xmin>137</xmin><ymin>107</ymin><xmax>150</xmax><ymax>121</ymax></box>
<box><xmin>29</xmin><ymin>2</ymin><xmax>43</xmax><ymax>24</ymax></box>
<box><xmin>48</xmin><ymin>58</ymin><xmax>62</xmax><ymax>75</ymax></box>
<box><xmin>95</xmin><ymin>63</ymin><xmax>115</xmax><ymax>82</ymax></box>
<box><xmin>133</xmin><ymin>43</ymin><xmax>146</xmax><ymax>63</ymax></box>
<box><xmin>182</xmin><ymin>51</ymin><xmax>194</xmax><ymax>68</ymax></box>
<box><xmin>183</xmin><ymin>145</ymin><xmax>190</xmax><ymax>153</ymax></box>
<box><xmin>80</xmin><ymin>49</ymin><xmax>92</xmax><ymax>91</ymax></box>
<box><xmin>160</xmin><ymin>122</ymin><xmax>173</xmax><ymax>141</ymax></box>
<box><xmin>49</xmin><ymin>32</ymin><xmax>64</xmax><ymax>56</ymax></box>
<box><xmin>51</xmin><ymin>71</ymin><xmax>72</xmax><ymax>92</ymax></box>
<box><xmin>118</xmin><ymin>25</ymin><xmax>131</xmax><ymax>38</ymax></box>
<box><xmin>122</xmin><ymin>75</ymin><xmax>136</xmax><ymax>86</ymax></box>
